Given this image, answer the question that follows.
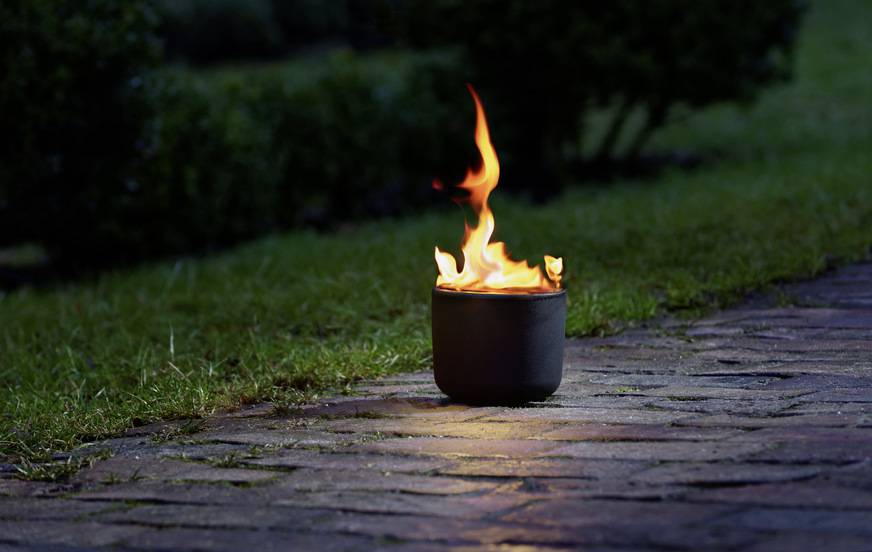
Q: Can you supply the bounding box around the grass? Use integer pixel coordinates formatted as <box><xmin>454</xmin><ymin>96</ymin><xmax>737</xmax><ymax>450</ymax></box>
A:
<box><xmin>1</xmin><ymin>0</ymin><xmax>871</xmax><ymax>462</ymax></box>
<box><xmin>13</xmin><ymin>449</ymin><xmax>113</xmax><ymax>483</ymax></box>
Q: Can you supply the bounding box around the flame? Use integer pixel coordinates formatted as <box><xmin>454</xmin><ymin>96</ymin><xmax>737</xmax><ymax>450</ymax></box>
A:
<box><xmin>434</xmin><ymin>84</ymin><xmax>563</xmax><ymax>294</ymax></box>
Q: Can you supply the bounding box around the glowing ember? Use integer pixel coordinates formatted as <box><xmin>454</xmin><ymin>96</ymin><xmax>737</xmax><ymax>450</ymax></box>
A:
<box><xmin>434</xmin><ymin>84</ymin><xmax>563</xmax><ymax>294</ymax></box>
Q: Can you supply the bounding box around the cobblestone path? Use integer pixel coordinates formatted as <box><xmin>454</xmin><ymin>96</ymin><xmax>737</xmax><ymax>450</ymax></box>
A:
<box><xmin>2</xmin><ymin>264</ymin><xmax>871</xmax><ymax>551</ymax></box>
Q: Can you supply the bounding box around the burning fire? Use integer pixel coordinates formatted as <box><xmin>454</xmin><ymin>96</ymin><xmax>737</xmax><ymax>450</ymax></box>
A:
<box><xmin>434</xmin><ymin>84</ymin><xmax>563</xmax><ymax>294</ymax></box>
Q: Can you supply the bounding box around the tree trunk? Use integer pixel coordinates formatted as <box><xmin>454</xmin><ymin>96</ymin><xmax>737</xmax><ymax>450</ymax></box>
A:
<box><xmin>625</xmin><ymin>102</ymin><xmax>667</xmax><ymax>161</ymax></box>
<box><xmin>594</xmin><ymin>97</ymin><xmax>632</xmax><ymax>163</ymax></box>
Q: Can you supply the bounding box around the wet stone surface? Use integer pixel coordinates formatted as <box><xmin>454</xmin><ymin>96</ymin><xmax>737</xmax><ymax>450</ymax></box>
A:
<box><xmin>3</xmin><ymin>263</ymin><xmax>872</xmax><ymax>551</ymax></box>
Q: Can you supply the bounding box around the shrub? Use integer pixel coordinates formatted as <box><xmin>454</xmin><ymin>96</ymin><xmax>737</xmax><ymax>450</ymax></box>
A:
<box><xmin>127</xmin><ymin>71</ymin><xmax>280</xmax><ymax>258</ymax></box>
<box><xmin>382</xmin><ymin>0</ymin><xmax>807</xmax><ymax>191</ymax></box>
<box><xmin>0</xmin><ymin>8</ymin><xmax>468</xmax><ymax>271</ymax></box>
<box><xmin>0</xmin><ymin>0</ymin><xmax>456</xmax><ymax>270</ymax></box>
<box><xmin>0</xmin><ymin>0</ymin><xmax>163</xmax><ymax>269</ymax></box>
<box><xmin>231</xmin><ymin>49</ymin><xmax>459</xmax><ymax>227</ymax></box>
<box><xmin>96</xmin><ymin>52</ymin><xmax>423</xmax><ymax>260</ymax></box>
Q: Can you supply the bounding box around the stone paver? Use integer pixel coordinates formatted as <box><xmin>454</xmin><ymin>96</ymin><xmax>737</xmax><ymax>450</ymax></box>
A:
<box><xmin>2</xmin><ymin>262</ymin><xmax>872</xmax><ymax>551</ymax></box>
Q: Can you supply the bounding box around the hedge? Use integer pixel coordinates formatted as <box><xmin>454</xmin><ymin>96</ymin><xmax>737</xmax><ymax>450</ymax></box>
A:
<box><xmin>0</xmin><ymin>0</ymin><xmax>163</xmax><ymax>268</ymax></box>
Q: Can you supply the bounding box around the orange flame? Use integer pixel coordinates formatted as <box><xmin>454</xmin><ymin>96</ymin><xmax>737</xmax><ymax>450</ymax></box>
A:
<box><xmin>434</xmin><ymin>84</ymin><xmax>563</xmax><ymax>294</ymax></box>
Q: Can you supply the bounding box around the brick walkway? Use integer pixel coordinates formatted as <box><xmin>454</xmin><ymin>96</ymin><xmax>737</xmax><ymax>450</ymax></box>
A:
<box><xmin>2</xmin><ymin>263</ymin><xmax>872</xmax><ymax>551</ymax></box>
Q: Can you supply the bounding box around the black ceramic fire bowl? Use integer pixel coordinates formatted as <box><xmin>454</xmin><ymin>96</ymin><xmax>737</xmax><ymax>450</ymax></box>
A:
<box><xmin>431</xmin><ymin>288</ymin><xmax>566</xmax><ymax>405</ymax></box>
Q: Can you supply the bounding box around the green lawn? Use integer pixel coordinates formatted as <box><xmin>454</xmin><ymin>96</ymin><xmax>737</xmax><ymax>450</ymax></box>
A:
<box><xmin>2</xmin><ymin>0</ymin><xmax>871</xmax><ymax>462</ymax></box>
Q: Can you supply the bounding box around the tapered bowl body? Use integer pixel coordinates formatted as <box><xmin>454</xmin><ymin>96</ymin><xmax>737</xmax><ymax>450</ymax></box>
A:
<box><xmin>431</xmin><ymin>288</ymin><xmax>566</xmax><ymax>405</ymax></box>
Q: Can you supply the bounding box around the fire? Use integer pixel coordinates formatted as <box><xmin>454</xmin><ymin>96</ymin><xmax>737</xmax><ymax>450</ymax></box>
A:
<box><xmin>434</xmin><ymin>84</ymin><xmax>563</xmax><ymax>294</ymax></box>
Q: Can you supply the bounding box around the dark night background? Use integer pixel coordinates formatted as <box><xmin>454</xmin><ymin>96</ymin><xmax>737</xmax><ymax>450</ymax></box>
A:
<box><xmin>0</xmin><ymin>0</ymin><xmax>806</xmax><ymax>278</ymax></box>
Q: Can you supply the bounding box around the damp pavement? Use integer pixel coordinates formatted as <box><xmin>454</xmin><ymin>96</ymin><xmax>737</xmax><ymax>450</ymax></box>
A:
<box><xmin>2</xmin><ymin>264</ymin><xmax>872</xmax><ymax>551</ymax></box>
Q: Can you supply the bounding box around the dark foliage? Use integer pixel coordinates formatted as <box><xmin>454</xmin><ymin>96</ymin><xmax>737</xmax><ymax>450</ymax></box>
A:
<box><xmin>382</xmin><ymin>0</ymin><xmax>807</xmax><ymax>193</ymax></box>
<box><xmin>153</xmin><ymin>0</ymin><xmax>394</xmax><ymax>64</ymax></box>
<box><xmin>0</xmin><ymin>0</ymin><xmax>807</xmax><ymax>274</ymax></box>
<box><xmin>0</xmin><ymin>0</ymin><xmax>448</xmax><ymax>273</ymax></box>
<box><xmin>0</xmin><ymin>0</ymin><xmax>163</xmax><ymax>268</ymax></box>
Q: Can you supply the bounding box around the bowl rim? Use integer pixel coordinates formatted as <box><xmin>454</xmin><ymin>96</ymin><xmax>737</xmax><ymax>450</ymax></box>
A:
<box><xmin>432</xmin><ymin>287</ymin><xmax>566</xmax><ymax>301</ymax></box>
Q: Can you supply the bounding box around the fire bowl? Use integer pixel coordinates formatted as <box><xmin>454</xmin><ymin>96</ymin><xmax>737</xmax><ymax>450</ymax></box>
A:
<box><xmin>431</xmin><ymin>288</ymin><xmax>566</xmax><ymax>405</ymax></box>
